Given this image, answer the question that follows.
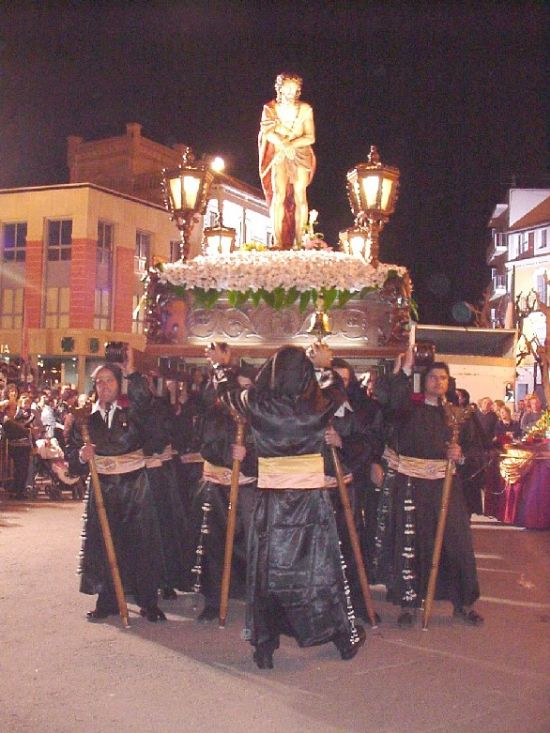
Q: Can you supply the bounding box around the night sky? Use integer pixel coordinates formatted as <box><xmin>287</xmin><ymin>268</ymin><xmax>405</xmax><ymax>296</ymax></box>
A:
<box><xmin>1</xmin><ymin>1</ymin><xmax>548</xmax><ymax>323</ymax></box>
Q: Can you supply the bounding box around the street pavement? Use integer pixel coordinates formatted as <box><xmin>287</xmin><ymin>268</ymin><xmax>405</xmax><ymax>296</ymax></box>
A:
<box><xmin>1</xmin><ymin>492</ymin><xmax>549</xmax><ymax>733</ymax></box>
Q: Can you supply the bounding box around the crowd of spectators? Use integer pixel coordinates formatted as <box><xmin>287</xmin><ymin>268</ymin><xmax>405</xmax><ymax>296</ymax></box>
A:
<box><xmin>0</xmin><ymin>359</ymin><xmax>545</xmax><ymax>507</ymax></box>
<box><xmin>0</xmin><ymin>365</ymin><xmax>210</xmax><ymax>499</ymax></box>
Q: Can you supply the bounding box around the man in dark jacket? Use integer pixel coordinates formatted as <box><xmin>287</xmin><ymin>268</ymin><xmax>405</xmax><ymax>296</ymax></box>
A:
<box><xmin>374</xmin><ymin>348</ymin><xmax>483</xmax><ymax>628</ymax></box>
<box><xmin>67</xmin><ymin>351</ymin><xmax>165</xmax><ymax>622</ymax></box>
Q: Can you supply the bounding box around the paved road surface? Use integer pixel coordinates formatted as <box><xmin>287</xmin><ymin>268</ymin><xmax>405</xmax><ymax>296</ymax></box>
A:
<box><xmin>1</xmin><ymin>493</ymin><xmax>549</xmax><ymax>733</ymax></box>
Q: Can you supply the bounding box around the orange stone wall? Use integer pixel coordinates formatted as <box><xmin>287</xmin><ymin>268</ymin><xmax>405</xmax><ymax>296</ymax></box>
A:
<box><xmin>24</xmin><ymin>239</ymin><xmax>45</xmax><ymax>328</ymax></box>
<box><xmin>70</xmin><ymin>238</ymin><xmax>97</xmax><ymax>328</ymax></box>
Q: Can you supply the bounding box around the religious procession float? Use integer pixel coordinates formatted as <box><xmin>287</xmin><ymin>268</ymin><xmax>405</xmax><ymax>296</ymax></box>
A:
<box><xmin>143</xmin><ymin>74</ymin><xmax>414</xmax><ymax>367</ymax></box>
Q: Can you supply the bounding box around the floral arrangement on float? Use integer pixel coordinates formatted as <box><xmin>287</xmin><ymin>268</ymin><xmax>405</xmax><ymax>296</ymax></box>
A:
<box><xmin>153</xmin><ymin>248</ymin><xmax>410</xmax><ymax>312</ymax></box>
<box><xmin>143</xmin><ymin>207</ymin><xmax>416</xmax><ymax>344</ymax></box>
<box><xmin>151</xmin><ymin>209</ymin><xmax>410</xmax><ymax>310</ymax></box>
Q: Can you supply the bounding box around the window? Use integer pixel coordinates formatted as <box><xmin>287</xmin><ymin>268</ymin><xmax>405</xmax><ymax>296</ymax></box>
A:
<box><xmin>535</xmin><ymin>274</ymin><xmax>548</xmax><ymax>306</ymax></box>
<box><xmin>97</xmin><ymin>221</ymin><xmax>113</xmax><ymax>265</ymax></box>
<box><xmin>519</xmin><ymin>233</ymin><xmax>529</xmax><ymax>255</ymax></box>
<box><xmin>491</xmin><ymin>268</ymin><xmax>505</xmax><ymax>290</ymax></box>
<box><xmin>45</xmin><ymin>287</ymin><xmax>70</xmax><ymax>328</ymax></box>
<box><xmin>2</xmin><ymin>222</ymin><xmax>27</xmax><ymax>262</ymax></box>
<box><xmin>132</xmin><ymin>294</ymin><xmax>145</xmax><ymax>335</ymax></box>
<box><xmin>1</xmin><ymin>288</ymin><xmax>23</xmax><ymax>329</ymax></box>
<box><xmin>536</xmin><ymin>228</ymin><xmax>548</xmax><ymax>251</ymax></box>
<box><xmin>135</xmin><ymin>231</ymin><xmax>150</xmax><ymax>272</ymax></box>
<box><xmin>94</xmin><ymin>288</ymin><xmax>111</xmax><ymax>330</ymax></box>
<box><xmin>47</xmin><ymin>220</ymin><xmax>72</xmax><ymax>261</ymax></box>
<box><xmin>170</xmin><ymin>240</ymin><xmax>180</xmax><ymax>262</ymax></box>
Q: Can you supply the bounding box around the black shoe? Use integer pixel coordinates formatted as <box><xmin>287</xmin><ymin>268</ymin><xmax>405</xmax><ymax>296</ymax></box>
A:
<box><xmin>397</xmin><ymin>610</ymin><xmax>415</xmax><ymax>628</ymax></box>
<box><xmin>196</xmin><ymin>605</ymin><xmax>219</xmax><ymax>623</ymax></box>
<box><xmin>252</xmin><ymin>641</ymin><xmax>276</xmax><ymax>669</ymax></box>
<box><xmin>336</xmin><ymin>624</ymin><xmax>366</xmax><ymax>661</ymax></box>
<box><xmin>140</xmin><ymin>604</ymin><xmax>167</xmax><ymax>622</ymax></box>
<box><xmin>86</xmin><ymin>607</ymin><xmax>117</xmax><ymax>621</ymax></box>
<box><xmin>162</xmin><ymin>587</ymin><xmax>178</xmax><ymax>600</ymax></box>
<box><xmin>453</xmin><ymin>606</ymin><xmax>484</xmax><ymax>626</ymax></box>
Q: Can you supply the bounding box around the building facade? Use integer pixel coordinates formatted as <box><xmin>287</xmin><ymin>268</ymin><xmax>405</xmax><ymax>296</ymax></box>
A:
<box><xmin>0</xmin><ymin>124</ymin><xmax>270</xmax><ymax>390</ymax></box>
<box><xmin>487</xmin><ymin>188</ymin><xmax>550</xmax><ymax>399</ymax></box>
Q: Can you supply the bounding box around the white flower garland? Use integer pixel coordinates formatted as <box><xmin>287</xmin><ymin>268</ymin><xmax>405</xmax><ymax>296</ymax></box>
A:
<box><xmin>159</xmin><ymin>250</ymin><xmax>407</xmax><ymax>293</ymax></box>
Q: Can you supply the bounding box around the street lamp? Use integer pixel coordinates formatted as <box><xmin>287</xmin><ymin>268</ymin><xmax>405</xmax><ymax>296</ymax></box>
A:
<box><xmin>346</xmin><ymin>145</ymin><xmax>400</xmax><ymax>266</ymax></box>
<box><xmin>161</xmin><ymin>146</ymin><xmax>215</xmax><ymax>260</ymax></box>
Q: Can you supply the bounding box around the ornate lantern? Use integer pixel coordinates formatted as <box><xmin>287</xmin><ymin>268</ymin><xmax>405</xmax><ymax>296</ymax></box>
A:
<box><xmin>203</xmin><ymin>195</ymin><xmax>237</xmax><ymax>257</ymax></box>
<box><xmin>161</xmin><ymin>146</ymin><xmax>215</xmax><ymax>260</ymax></box>
<box><xmin>346</xmin><ymin>145</ymin><xmax>400</xmax><ymax>266</ymax></box>
<box><xmin>339</xmin><ymin>226</ymin><xmax>370</xmax><ymax>259</ymax></box>
<box><xmin>203</xmin><ymin>221</ymin><xmax>236</xmax><ymax>257</ymax></box>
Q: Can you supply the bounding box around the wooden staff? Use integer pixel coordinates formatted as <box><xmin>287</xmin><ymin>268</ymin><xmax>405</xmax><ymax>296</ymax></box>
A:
<box><xmin>330</xmin><ymin>443</ymin><xmax>379</xmax><ymax>629</ymax></box>
<box><xmin>79</xmin><ymin>417</ymin><xmax>129</xmax><ymax>628</ymax></box>
<box><xmin>218</xmin><ymin>414</ymin><xmax>246</xmax><ymax>628</ymax></box>
<box><xmin>422</xmin><ymin>404</ymin><xmax>470</xmax><ymax>630</ymax></box>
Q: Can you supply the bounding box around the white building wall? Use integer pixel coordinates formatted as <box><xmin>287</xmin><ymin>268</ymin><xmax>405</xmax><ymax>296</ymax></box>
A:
<box><xmin>441</xmin><ymin>355</ymin><xmax>516</xmax><ymax>404</ymax></box>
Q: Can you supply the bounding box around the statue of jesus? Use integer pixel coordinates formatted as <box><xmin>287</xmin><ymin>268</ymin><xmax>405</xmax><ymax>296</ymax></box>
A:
<box><xmin>258</xmin><ymin>73</ymin><xmax>316</xmax><ymax>249</ymax></box>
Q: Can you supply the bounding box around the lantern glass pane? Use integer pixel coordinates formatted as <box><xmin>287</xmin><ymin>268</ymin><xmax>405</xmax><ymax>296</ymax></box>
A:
<box><xmin>350</xmin><ymin>233</ymin><xmax>366</xmax><ymax>257</ymax></box>
<box><xmin>205</xmin><ymin>232</ymin><xmax>221</xmax><ymax>256</ymax></box>
<box><xmin>361</xmin><ymin>174</ymin><xmax>381</xmax><ymax>209</ymax></box>
<box><xmin>220</xmin><ymin>233</ymin><xmax>233</xmax><ymax>255</ymax></box>
<box><xmin>169</xmin><ymin>177</ymin><xmax>182</xmax><ymax>210</ymax></box>
<box><xmin>182</xmin><ymin>174</ymin><xmax>201</xmax><ymax>209</ymax></box>
<box><xmin>363</xmin><ymin>236</ymin><xmax>372</xmax><ymax>262</ymax></box>
<box><xmin>381</xmin><ymin>177</ymin><xmax>393</xmax><ymax>212</ymax></box>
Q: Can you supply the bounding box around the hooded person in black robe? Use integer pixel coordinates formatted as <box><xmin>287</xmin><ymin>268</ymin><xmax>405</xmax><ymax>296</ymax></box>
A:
<box><xmin>207</xmin><ymin>342</ymin><xmax>366</xmax><ymax>669</ymax></box>
<box><xmin>66</xmin><ymin>357</ymin><xmax>165</xmax><ymax>622</ymax></box>
<box><xmin>189</xmin><ymin>364</ymin><xmax>258</xmax><ymax>622</ymax></box>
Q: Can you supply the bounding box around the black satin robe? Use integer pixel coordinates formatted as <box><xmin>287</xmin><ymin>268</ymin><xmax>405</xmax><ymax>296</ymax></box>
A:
<box><xmin>143</xmin><ymin>396</ymin><xmax>194</xmax><ymax>592</ymax></box>
<box><xmin>171</xmin><ymin>395</ymin><xmax>205</xmax><ymax>515</ymax></box>
<box><xmin>375</xmin><ymin>370</ymin><xmax>480</xmax><ymax>609</ymax></box>
<box><xmin>213</xmin><ymin>360</ymin><xmax>355</xmax><ymax>649</ymax></box>
<box><xmin>67</xmin><ymin>373</ymin><xmax>164</xmax><ymax>609</ymax></box>
<box><xmin>191</xmin><ymin>399</ymin><xmax>257</xmax><ymax>607</ymax></box>
<box><xmin>332</xmin><ymin>398</ymin><xmax>384</xmax><ymax>618</ymax></box>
